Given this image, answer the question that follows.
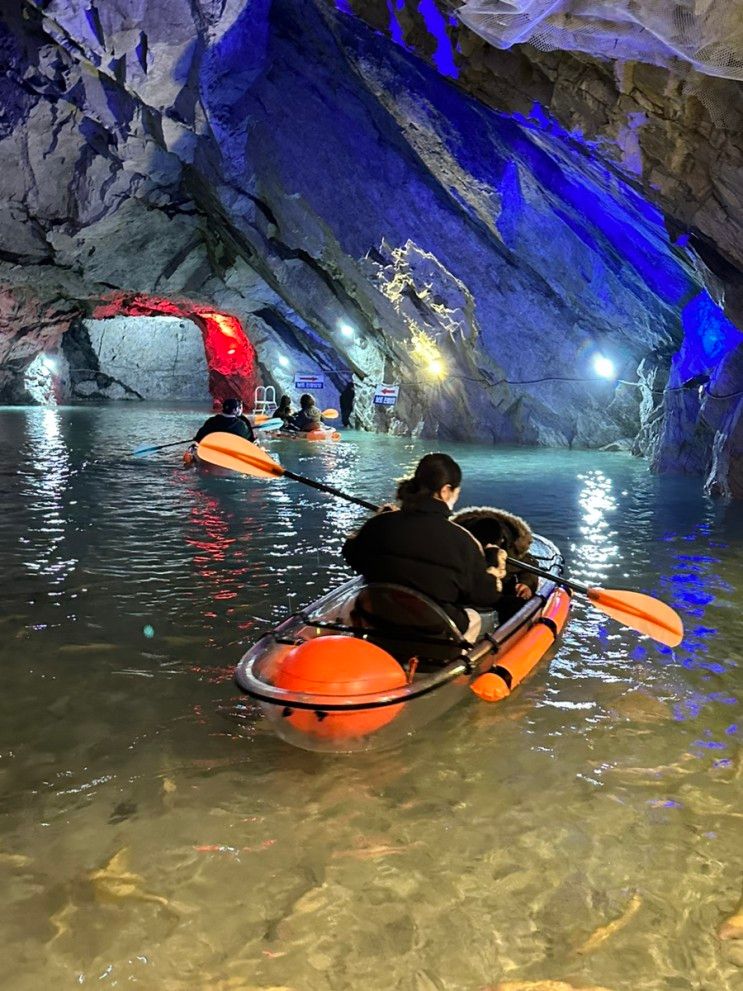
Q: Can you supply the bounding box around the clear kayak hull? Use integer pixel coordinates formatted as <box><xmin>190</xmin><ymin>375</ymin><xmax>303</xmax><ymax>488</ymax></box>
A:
<box><xmin>235</xmin><ymin>533</ymin><xmax>569</xmax><ymax>753</ymax></box>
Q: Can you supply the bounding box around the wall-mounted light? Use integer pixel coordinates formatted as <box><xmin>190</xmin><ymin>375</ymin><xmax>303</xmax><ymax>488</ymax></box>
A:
<box><xmin>592</xmin><ymin>354</ymin><xmax>615</xmax><ymax>379</ymax></box>
<box><xmin>339</xmin><ymin>323</ymin><xmax>355</xmax><ymax>339</ymax></box>
<box><xmin>427</xmin><ymin>358</ymin><xmax>445</xmax><ymax>379</ymax></box>
<box><xmin>227</xmin><ymin>347</ymin><xmax>236</xmax><ymax>356</ymax></box>
<box><xmin>42</xmin><ymin>355</ymin><xmax>58</xmax><ymax>374</ymax></box>
<box><xmin>278</xmin><ymin>355</ymin><xmax>290</xmax><ymax>368</ymax></box>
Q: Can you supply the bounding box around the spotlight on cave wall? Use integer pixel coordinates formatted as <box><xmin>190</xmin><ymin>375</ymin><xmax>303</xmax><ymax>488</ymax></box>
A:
<box><xmin>24</xmin><ymin>352</ymin><xmax>61</xmax><ymax>405</ymax></box>
<box><xmin>278</xmin><ymin>355</ymin><xmax>290</xmax><ymax>368</ymax></box>
<box><xmin>593</xmin><ymin>354</ymin><xmax>616</xmax><ymax>379</ymax></box>
<box><xmin>339</xmin><ymin>322</ymin><xmax>355</xmax><ymax>339</ymax></box>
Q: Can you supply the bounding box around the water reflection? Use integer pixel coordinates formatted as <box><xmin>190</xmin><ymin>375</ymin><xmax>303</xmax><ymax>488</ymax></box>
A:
<box><xmin>21</xmin><ymin>408</ymin><xmax>78</xmax><ymax>588</ymax></box>
<box><xmin>0</xmin><ymin>409</ymin><xmax>742</xmax><ymax>991</ymax></box>
<box><xmin>572</xmin><ymin>469</ymin><xmax>619</xmax><ymax>584</ymax></box>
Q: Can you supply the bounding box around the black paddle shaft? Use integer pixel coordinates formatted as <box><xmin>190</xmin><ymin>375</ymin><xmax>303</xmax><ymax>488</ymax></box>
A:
<box><xmin>282</xmin><ymin>468</ymin><xmax>378</xmax><ymax>511</ymax></box>
<box><xmin>509</xmin><ymin>556</ymin><xmax>589</xmax><ymax>596</ymax></box>
<box><xmin>134</xmin><ymin>439</ymin><xmax>191</xmax><ymax>456</ymax></box>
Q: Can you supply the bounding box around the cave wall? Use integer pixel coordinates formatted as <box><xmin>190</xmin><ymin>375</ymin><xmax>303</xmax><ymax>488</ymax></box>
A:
<box><xmin>79</xmin><ymin>316</ymin><xmax>211</xmax><ymax>402</ymax></box>
<box><xmin>0</xmin><ymin>0</ymin><xmax>741</xmax><ymax>492</ymax></box>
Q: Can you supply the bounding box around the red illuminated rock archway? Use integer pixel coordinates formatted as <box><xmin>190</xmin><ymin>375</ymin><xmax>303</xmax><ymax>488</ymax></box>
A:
<box><xmin>92</xmin><ymin>293</ymin><xmax>259</xmax><ymax>409</ymax></box>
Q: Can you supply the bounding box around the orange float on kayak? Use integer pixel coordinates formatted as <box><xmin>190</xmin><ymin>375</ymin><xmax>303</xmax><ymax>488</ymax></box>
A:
<box><xmin>270</xmin><ymin>636</ymin><xmax>406</xmax><ymax>740</ymax></box>
<box><xmin>272</xmin><ymin>429</ymin><xmax>341</xmax><ymax>442</ymax></box>
<box><xmin>470</xmin><ymin>588</ymin><xmax>571</xmax><ymax>701</ymax></box>
<box><xmin>306</xmin><ymin>429</ymin><xmax>341</xmax><ymax>442</ymax></box>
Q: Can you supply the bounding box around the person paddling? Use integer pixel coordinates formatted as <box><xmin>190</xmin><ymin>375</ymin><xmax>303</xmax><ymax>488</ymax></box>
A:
<box><xmin>272</xmin><ymin>394</ymin><xmax>294</xmax><ymax>426</ymax></box>
<box><xmin>271</xmin><ymin>394</ymin><xmax>300</xmax><ymax>433</ymax></box>
<box><xmin>451</xmin><ymin>507</ymin><xmax>538</xmax><ymax>622</ymax></box>
<box><xmin>290</xmin><ymin>393</ymin><xmax>326</xmax><ymax>433</ymax></box>
<box><xmin>342</xmin><ymin>453</ymin><xmax>507</xmax><ymax>642</ymax></box>
<box><xmin>194</xmin><ymin>397</ymin><xmax>255</xmax><ymax>443</ymax></box>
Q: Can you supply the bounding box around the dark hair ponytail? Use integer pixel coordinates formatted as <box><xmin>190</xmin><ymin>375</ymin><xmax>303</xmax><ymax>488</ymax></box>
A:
<box><xmin>396</xmin><ymin>453</ymin><xmax>462</xmax><ymax>507</ymax></box>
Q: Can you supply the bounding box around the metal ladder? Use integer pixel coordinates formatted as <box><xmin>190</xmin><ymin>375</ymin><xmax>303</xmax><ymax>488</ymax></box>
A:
<box><xmin>252</xmin><ymin>385</ymin><xmax>276</xmax><ymax>416</ymax></box>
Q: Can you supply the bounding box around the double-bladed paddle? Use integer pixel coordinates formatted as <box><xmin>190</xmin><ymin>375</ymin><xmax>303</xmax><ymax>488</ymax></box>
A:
<box><xmin>132</xmin><ymin>418</ymin><xmax>284</xmax><ymax>457</ymax></box>
<box><xmin>196</xmin><ymin>432</ymin><xmax>684</xmax><ymax>648</ymax></box>
<box><xmin>198</xmin><ymin>432</ymin><xmax>375</xmax><ymax>503</ymax></box>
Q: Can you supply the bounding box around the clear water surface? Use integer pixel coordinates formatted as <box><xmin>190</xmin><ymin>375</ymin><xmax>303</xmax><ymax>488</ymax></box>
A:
<box><xmin>0</xmin><ymin>405</ymin><xmax>741</xmax><ymax>990</ymax></box>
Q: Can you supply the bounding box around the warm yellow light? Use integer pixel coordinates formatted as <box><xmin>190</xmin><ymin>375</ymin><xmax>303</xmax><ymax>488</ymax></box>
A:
<box><xmin>409</xmin><ymin>329</ymin><xmax>444</xmax><ymax>380</ymax></box>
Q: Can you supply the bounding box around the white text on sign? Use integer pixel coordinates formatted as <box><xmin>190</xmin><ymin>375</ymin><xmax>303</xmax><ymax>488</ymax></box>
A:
<box><xmin>294</xmin><ymin>374</ymin><xmax>325</xmax><ymax>391</ymax></box>
<box><xmin>373</xmin><ymin>383</ymin><xmax>399</xmax><ymax>406</ymax></box>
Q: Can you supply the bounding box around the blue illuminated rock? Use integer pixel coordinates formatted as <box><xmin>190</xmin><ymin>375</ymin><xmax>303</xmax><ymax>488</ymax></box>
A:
<box><xmin>0</xmin><ymin>0</ymin><xmax>740</xmax><ymax>494</ymax></box>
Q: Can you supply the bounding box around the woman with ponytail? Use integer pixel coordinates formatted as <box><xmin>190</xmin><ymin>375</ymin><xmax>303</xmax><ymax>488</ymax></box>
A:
<box><xmin>342</xmin><ymin>453</ymin><xmax>507</xmax><ymax>642</ymax></box>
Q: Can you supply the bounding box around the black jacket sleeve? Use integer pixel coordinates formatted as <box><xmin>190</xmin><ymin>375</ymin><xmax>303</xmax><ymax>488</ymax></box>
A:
<box><xmin>238</xmin><ymin>415</ymin><xmax>255</xmax><ymax>441</ymax></box>
<box><xmin>342</xmin><ymin>529</ymin><xmax>364</xmax><ymax>570</ymax></box>
<box><xmin>193</xmin><ymin>416</ymin><xmax>216</xmax><ymax>442</ymax></box>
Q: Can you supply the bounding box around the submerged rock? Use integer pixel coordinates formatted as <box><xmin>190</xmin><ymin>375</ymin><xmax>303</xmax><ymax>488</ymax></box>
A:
<box><xmin>719</xmin><ymin>892</ymin><xmax>743</xmax><ymax>941</ymax></box>
<box><xmin>576</xmin><ymin>893</ymin><xmax>643</xmax><ymax>954</ymax></box>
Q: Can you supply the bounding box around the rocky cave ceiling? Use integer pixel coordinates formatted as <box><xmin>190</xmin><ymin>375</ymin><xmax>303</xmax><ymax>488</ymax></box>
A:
<box><xmin>0</xmin><ymin>0</ymin><xmax>742</xmax><ymax>495</ymax></box>
<box><xmin>456</xmin><ymin>1</ymin><xmax>743</xmax><ymax>80</ymax></box>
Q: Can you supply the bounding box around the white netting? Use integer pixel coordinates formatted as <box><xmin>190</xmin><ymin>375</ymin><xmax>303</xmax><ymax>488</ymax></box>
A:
<box><xmin>456</xmin><ymin>0</ymin><xmax>743</xmax><ymax>78</ymax></box>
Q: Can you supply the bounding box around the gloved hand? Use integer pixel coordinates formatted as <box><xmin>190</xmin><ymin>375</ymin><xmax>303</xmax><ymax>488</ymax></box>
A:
<box><xmin>484</xmin><ymin>545</ymin><xmax>507</xmax><ymax>587</ymax></box>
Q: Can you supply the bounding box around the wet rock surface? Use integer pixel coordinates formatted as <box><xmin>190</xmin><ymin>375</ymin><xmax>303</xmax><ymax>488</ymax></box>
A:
<box><xmin>0</xmin><ymin>0</ymin><xmax>741</xmax><ymax>492</ymax></box>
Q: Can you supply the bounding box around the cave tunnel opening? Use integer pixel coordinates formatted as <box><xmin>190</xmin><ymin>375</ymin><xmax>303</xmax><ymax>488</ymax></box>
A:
<box><xmin>63</xmin><ymin>315</ymin><xmax>212</xmax><ymax>403</ymax></box>
<box><xmin>33</xmin><ymin>295</ymin><xmax>261</xmax><ymax>409</ymax></box>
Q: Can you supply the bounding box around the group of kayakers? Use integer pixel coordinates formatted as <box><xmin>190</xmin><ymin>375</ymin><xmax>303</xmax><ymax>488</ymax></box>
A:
<box><xmin>270</xmin><ymin>393</ymin><xmax>331</xmax><ymax>433</ymax></box>
<box><xmin>191</xmin><ymin>392</ymin><xmax>333</xmax><ymax>445</ymax></box>
<box><xmin>191</xmin><ymin>400</ymin><xmax>536</xmax><ymax>637</ymax></box>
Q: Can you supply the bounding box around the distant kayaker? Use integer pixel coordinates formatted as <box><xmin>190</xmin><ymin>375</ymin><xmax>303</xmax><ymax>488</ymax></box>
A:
<box><xmin>342</xmin><ymin>453</ymin><xmax>507</xmax><ymax>642</ymax></box>
<box><xmin>290</xmin><ymin>393</ymin><xmax>325</xmax><ymax>432</ymax></box>
<box><xmin>272</xmin><ymin>394</ymin><xmax>294</xmax><ymax>426</ymax></box>
<box><xmin>194</xmin><ymin>397</ymin><xmax>255</xmax><ymax>443</ymax></box>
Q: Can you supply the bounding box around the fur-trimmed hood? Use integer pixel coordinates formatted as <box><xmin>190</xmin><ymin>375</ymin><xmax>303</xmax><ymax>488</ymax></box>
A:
<box><xmin>450</xmin><ymin>506</ymin><xmax>533</xmax><ymax>556</ymax></box>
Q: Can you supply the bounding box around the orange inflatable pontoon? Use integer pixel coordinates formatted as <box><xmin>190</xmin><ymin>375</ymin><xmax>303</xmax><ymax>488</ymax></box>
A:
<box><xmin>266</xmin><ymin>429</ymin><xmax>341</xmax><ymax>443</ymax></box>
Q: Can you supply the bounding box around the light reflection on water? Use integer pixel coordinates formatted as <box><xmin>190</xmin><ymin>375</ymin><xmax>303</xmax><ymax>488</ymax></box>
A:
<box><xmin>573</xmin><ymin>469</ymin><xmax>619</xmax><ymax>583</ymax></box>
<box><xmin>0</xmin><ymin>405</ymin><xmax>741</xmax><ymax>991</ymax></box>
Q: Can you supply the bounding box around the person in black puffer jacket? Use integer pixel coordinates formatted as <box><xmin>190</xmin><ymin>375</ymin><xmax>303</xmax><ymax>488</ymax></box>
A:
<box><xmin>342</xmin><ymin>453</ymin><xmax>507</xmax><ymax>642</ymax></box>
<box><xmin>194</xmin><ymin>397</ymin><xmax>255</xmax><ymax>443</ymax></box>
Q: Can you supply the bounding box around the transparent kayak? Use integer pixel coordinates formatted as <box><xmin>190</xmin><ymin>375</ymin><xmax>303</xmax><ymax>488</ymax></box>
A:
<box><xmin>235</xmin><ymin>533</ymin><xmax>570</xmax><ymax>753</ymax></box>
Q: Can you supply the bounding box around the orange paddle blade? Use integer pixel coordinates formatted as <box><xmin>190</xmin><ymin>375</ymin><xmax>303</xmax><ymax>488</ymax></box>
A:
<box><xmin>196</xmin><ymin>433</ymin><xmax>285</xmax><ymax>480</ymax></box>
<box><xmin>587</xmin><ymin>588</ymin><xmax>684</xmax><ymax>648</ymax></box>
<box><xmin>321</xmin><ymin>408</ymin><xmax>339</xmax><ymax>419</ymax></box>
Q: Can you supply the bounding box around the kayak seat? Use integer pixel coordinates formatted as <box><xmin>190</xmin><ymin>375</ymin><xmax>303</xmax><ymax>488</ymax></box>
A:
<box><xmin>351</xmin><ymin>583</ymin><xmax>467</xmax><ymax>669</ymax></box>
